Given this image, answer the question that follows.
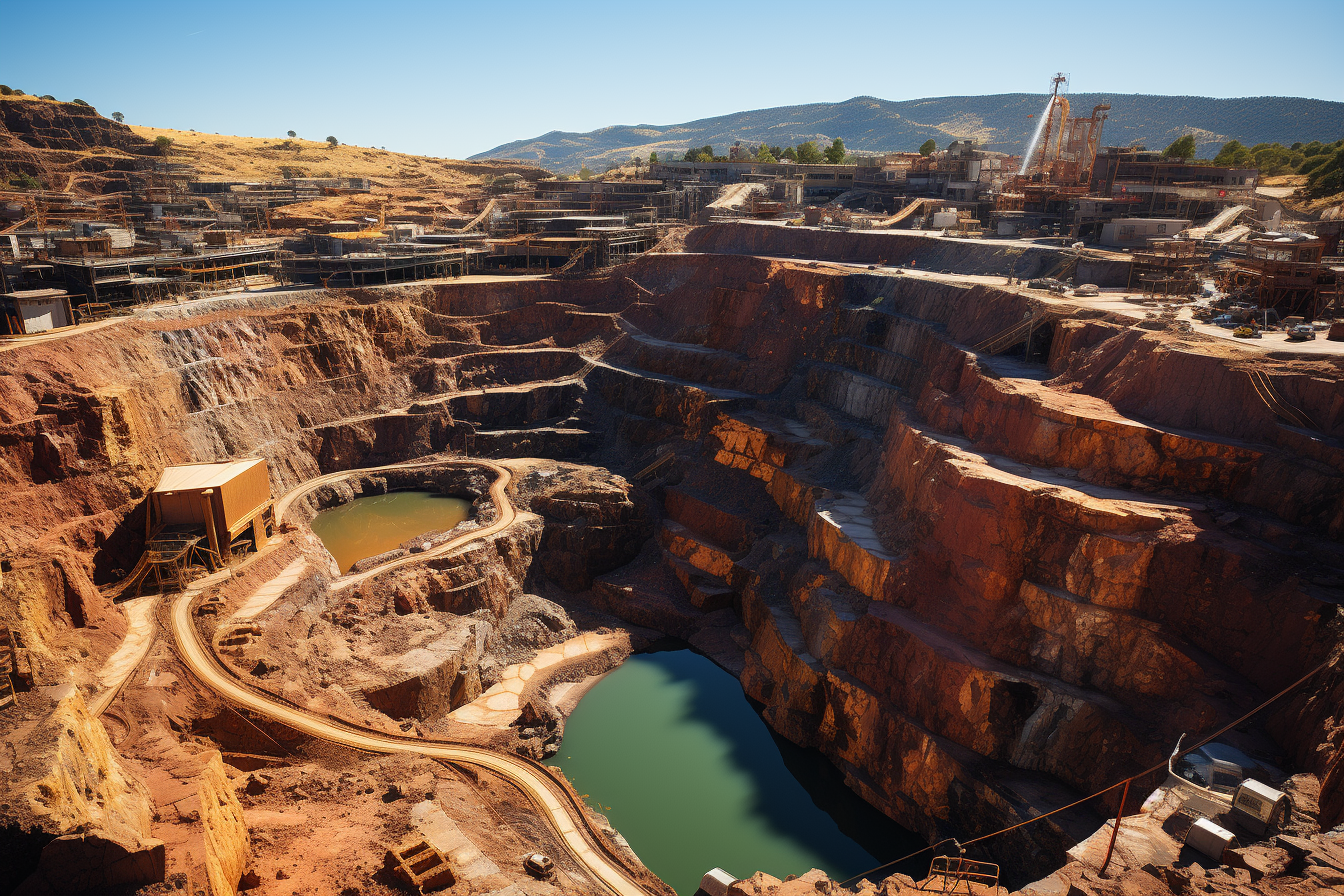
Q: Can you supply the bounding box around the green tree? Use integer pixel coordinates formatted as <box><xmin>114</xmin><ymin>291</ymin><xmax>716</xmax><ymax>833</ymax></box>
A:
<box><xmin>9</xmin><ymin>172</ymin><xmax>41</xmax><ymax>190</ymax></box>
<box><xmin>153</xmin><ymin>135</ymin><xmax>174</xmax><ymax>155</ymax></box>
<box><xmin>326</xmin><ymin>135</ymin><xmax>338</xmax><ymax>147</ymax></box>
<box><xmin>755</xmin><ymin>144</ymin><xmax>777</xmax><ymax>163</ymax></box>
<box><xmin>649</xmin><ymin>152</ymin><xmax>658</xmax><ymax>164</ymax></box>
<box><xmin>1300</xmin><ymin>154</ymin><xmax>1331</xmax><ymax>175</ymax></box>
<box><xmin>795</xmin><ymin>141</ymin><xmax>824</xmax><ymax>164</ymax></box>
<box><xmin>823</xmin><ymin>137</ymin><xmax>846</xmax><ymax>164</ymax></box>
<box><xmin>0</xmin><ymin>86</ymin><xmax>10</xmax><ymax>96</ymax></box>
<box><xmin>287</xmin><ymin>130</ymin><xmax>297</xmax><ymax>138</ymax></box>
<box><xmin>1250</xmin><ymin>142</ymin><xmax>1294</xmax><ymax>175</ymax></box>
<box><xmin>578</xmin><ymin>165</ymin><xmax>594</xmax><ymax>181</ymax></box>
<box><xmin>111</xmin><ymin>112</ymin><xmax>124</xmax><ymax>122</ymax></box>
<box><xmin>1162</xmin><ymin>134</ymin><xmax>1197</xmax><ymax>159</ymax></box>
<box><xmin>781</xmin><ymin>145</ymin><xmax>798</xmax><ymax>161</ymax></box>
<box><xmin>72</xmin><ymin>98</ymin><xmax>91</xmax><ymax>107</ymax></box>
<box><xmin>1214</xmin><ymin>139</ymin><xmax>1252</xmax><ymax>167</ymax></box>
<box><xmin>919</xmin><ymin>139</ymin><xmax>936</xmax><ymax>156</ymax></box>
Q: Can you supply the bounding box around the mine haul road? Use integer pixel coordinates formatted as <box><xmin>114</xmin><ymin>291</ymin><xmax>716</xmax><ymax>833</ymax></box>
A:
<box><xmin>169</xmin><ymin>457</ymin><xmax>655</xmax><ymax>896</ymax></box>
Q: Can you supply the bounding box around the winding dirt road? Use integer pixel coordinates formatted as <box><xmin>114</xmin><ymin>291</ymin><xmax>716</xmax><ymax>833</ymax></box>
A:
<box><xmin>168</xmin><ymin>458</ymin><xmax>654</xmax><ymax>896</ymax></box>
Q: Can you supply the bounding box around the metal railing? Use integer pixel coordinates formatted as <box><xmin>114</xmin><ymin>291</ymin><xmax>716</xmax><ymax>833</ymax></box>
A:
<box><xmin>920</xmin><ymin>856</ymin><xmax>1000</xmax><ymax>894</ymax></box>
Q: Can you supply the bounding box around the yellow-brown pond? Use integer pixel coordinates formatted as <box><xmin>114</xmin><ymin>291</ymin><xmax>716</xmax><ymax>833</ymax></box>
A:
<box><xmin>310</xmin><ymin>491</ymin><xmax>471</xmax><ymax>573</ymax></box>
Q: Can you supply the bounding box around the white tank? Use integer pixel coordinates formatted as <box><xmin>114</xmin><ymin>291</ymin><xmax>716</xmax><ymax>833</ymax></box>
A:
<box><xmin>1185</xmin><ymin>817</ymin><xmax>1238</xmax><ymax>862</ymax></box>
<box><xmin>700</xmin><ymin>868</ymin><xmax>737</xmax><ymax>896</ymax></box>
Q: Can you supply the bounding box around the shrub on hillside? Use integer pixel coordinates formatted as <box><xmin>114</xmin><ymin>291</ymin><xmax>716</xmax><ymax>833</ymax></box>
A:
<box><xmin>1213</xmin><ymin>136</ymin><xmax>1344</xmax><ymax>187</ymax></box>
<box><xmin>1305</xmin><ymin>146</ymin><xmax>1344</xmax><ymax>198</ymax></box>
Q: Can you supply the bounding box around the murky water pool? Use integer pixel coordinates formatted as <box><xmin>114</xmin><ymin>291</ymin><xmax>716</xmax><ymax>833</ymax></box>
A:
<box><xmin>555</xmin><ymin>648</ymin><xmax>924</xmax><ymax>895</ymax></box>
<box><xmin>309</xmin><ymin>491</ymin><xmax>471</xmax><ymax>573</ymax></box>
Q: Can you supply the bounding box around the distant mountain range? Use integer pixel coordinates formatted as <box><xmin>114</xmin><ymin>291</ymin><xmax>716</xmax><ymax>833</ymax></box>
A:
<box><xmin>471</xmin><ymin>94</ymin><xmax>1344</xmax><ymax>173</ymax></box>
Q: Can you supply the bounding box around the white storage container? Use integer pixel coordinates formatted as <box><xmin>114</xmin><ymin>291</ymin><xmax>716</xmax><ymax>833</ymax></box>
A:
<box><xmin>931</xmin><ymin>209</ymin><xmax>959</xmax><ymax>229</ymax></box>
<box><xmin>1185</xmin><ymin>817</ymin><xmax>1238</xmax><ymax>862</ymax></box>
<box><xmin>1230</xmin><ymin>779</ymin><xmax>1291</xmax><ymax>835</ymax></box>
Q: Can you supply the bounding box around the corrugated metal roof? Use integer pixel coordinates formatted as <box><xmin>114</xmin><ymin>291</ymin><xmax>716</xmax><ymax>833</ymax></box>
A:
<box><xmin>154</xmin><ymin>458</ymin><xmax>265</xmax><ymax>493</ymax></box>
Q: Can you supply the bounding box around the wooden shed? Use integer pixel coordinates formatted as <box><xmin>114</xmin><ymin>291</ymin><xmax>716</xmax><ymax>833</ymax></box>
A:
<box><xmin>151</xmin><ymin>458</ymin><xmax>274</xmax><ymax>558</ymax></box>
<box><xmin>1</xmin><ymin>288</ymin><xmax>75</xmax><ymax>336</ymax></box>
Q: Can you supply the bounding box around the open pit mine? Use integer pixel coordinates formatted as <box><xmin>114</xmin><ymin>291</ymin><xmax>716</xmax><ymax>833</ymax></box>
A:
<box><xmin>3</xmin><ymin>224</ymin><xmax>1344</xmax><ymax>896</ymax></box>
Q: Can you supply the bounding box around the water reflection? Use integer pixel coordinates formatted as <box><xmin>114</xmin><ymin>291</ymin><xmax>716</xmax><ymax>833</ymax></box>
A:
<box><xmin>554</xmin><ymin>647</ymin><xmax>924</xmax><ymax>895</ymax></box>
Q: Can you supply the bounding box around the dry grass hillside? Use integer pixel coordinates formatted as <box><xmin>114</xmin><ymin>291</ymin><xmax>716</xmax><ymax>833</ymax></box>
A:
<box><xmin>129</xmin><ymin>125</ymin><xmax>549</xmax><ymax>225</ymax></box>
<box><xmin>1261</xmin><ymin>173</ymin><xmax>1344</xmax><ymax>219</ymax></box>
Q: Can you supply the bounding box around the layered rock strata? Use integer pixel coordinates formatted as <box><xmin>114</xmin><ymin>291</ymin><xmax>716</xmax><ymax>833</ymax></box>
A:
<box><xmin>1</xmin><ymin>248</ymin><xmax>1342</xmax><ymax>889</ymax></box>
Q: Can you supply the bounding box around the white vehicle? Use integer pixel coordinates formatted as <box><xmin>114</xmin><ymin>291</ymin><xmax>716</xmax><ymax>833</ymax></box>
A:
<box><xmin>523</xmin><ymin>853</ymin><xmax>554</xmax><ymax>878</ymax></box>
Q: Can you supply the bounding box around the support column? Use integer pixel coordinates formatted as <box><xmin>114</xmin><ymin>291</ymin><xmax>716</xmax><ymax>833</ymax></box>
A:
<box><xmin>200</xmin><ymin>489</ymin><xmax>220</xmax><ymax>560</ymax></box>
<box><xmin>251</xmin><ymin>514</ymin><xmax>266</xmax><ymax>552</ymax></box>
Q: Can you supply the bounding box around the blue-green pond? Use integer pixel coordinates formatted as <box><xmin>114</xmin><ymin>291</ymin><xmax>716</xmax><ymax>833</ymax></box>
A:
<box><xmin>555</xmin><ymin>648</ymin><xmax>924</xmax><ymax>895</ymax></box>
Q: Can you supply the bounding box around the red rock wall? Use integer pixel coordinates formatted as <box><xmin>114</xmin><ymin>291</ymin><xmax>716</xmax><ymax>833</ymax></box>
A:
<box><xmin>620</xmin><ymin>263</ymin><xmax>1344</xmax><ymax>881</ymax></box>
<box><xmin>0</xmin><ymin>98</ymin><xmax>150</xmax><ymax>153</ymax></box>
<box><xmin>3</xmin><ymin>249</ymin><xmax>1342</xmax><ymax>887</ymax></box>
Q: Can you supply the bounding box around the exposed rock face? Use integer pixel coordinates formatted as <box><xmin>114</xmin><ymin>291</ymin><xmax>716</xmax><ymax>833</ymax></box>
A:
<box><xmin>2</xmin><ymin>245</ymin><xmax>1342</xmax><ymax>890</ymax></box>
<box><xmin>360</xmin><ymin>620</ymin><xmax>491</xmax><ymax>720</ymax></box>
<box><xmin>0</xmin><ymin>97</ymin><xmax>155</xmax><ymax>192</ymax></box>
<box><xmin>524</xmin><ymin>465</ymin><xmax>653</xmax><ymax>591</ymax></box>
<box><xmin>13</xmin><ymin>832</ymin><xmax>166</xmax><ymax>896</ymax></box>
<box><xmin>490</xmin><ymin>593</ymin><xmax>578</xmax><ymax>655</ymax></box>
<box><xmin>0</xmin><ymin>98</ymin><xmax>150</xmax><ymax>152</ymax></box>
<box><xmin>1</xmin><ymin>688</ymin><xmax>165</xmax><ymax>894</ymax></box>
<box><xmin>199</xmin><ymin>754</ymin><xmax>249</xmax><ymax>896</ymax></box>
<box><xmin>575</xmin><ymin>262</ymin><xmax>1343</xmax><ymax>882</ymax></box>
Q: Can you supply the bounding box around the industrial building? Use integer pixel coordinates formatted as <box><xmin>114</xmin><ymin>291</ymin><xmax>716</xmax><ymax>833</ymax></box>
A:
<box><xmin>151</xmin><ymin>458</ymin><xmax>274</xmax><ymax>558</ymax></box>
<box><xmin>0</xmin><ymin>286</ymin><xmax>74</xmax><ymax>335</ymax></box>
<box><xmin>113</xmin><ymin>458</ymin><xmax>276</xmax><ymax>598</ymax></box>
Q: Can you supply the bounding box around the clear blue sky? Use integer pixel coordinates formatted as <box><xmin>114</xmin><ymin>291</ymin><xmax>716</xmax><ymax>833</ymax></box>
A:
<box><xmin>3</xmin><ymin>0</ymin><xmax>1341</xmax><ymax>159</ymax></box>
